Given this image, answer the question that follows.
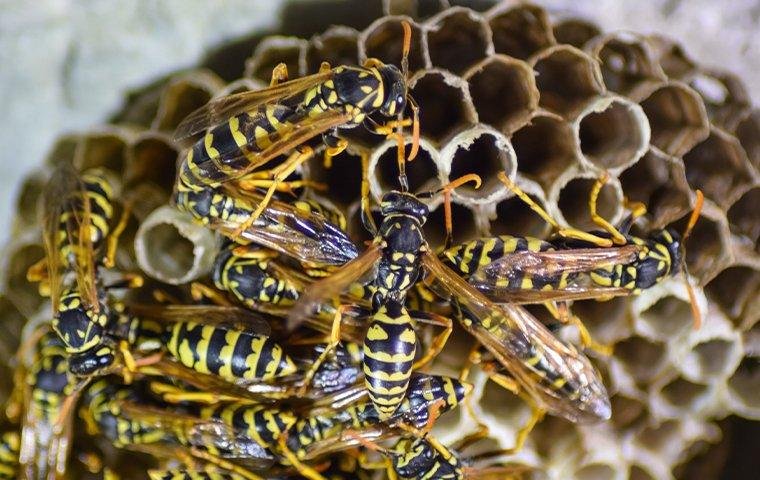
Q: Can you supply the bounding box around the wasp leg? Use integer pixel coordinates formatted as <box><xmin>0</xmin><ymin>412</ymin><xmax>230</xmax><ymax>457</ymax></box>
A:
<box><xmin>104</xmin><ymin>273</ymin><xmax>143</xmax><ymax>290</ymax></box>
<box><xmin>545</xmin><ymin>302</ymin><xmax>613</xmax><ymax>356</ymax></box>
<box><xmin>497</xmin><ymin>172</ymin><xmax>614</xmax><ymax>247</ymax></box>
<box><xmin>104</xmin><ymin>201</ymin><xmax>133</xmax><ymax>268</ymax></box>
<box><xmin>237</xmin><ymin>175</ymin><xmax>327</xmax><ymax>196</ymax></box>
<box><xmin>342</xmin><ymin>431</ymin><xmax>398</xmax><ymax>480</ymax></box>
<box><xmin>189</xmin><ymin>447</ymin><xmax>264</xmax><ymax>480</ymax></box>
<box><xmin>458</xmin><ymin>345</ymin><xmax>502</xmax><ymax>442</ymax></box>
<box><xmin>149</xmin><ymin>381</ymin><xmax>246</xmax><ymax>405</ymax></box>
<box><xmin>322</xmin><ymin>133</ymin><xmax>348</xmax><ymax>168</ymax></box>
<box><xmin>277</xmin><ymin>435</ymin><xmax>328</xmax><ymax>480</ymax></box>
<box><xmin>409</xmin><ymin>311</ymin><xmax>452</xmax><ymax>371</ymax></box>
<box><xmin>588</xmin><ymin>174</ymin><xmax>627</xmax><ymax>245</ymax></box>
<box><xmin>359</xmin><ymin>150</ymin><xmax>377</xmax><ymax>235</ymax></box>
<box><xmin>233</xmin><ymin>146</ymin><xmax>316</xmax><ymax>236</ymax></box>
<box><xmin>270</xmin><ymin>62</ymin><xmax>289</xmax><ymax>86</ymax></box>
<box><xmin>191</xmin><ymin>282</ymin><xmax>234</xmax><ymax>306</ymax></box>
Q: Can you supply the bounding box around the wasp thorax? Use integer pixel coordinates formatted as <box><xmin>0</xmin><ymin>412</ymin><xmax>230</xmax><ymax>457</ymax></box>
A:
<box><xmin>378</xmin><ymin>64</ymin><xmax>407</xmax><ymax>117</ymax></box>
<box><xmin>380</xmin><ymin>191</ymin><xmax>428</xmax><ymax>224</ymax></box>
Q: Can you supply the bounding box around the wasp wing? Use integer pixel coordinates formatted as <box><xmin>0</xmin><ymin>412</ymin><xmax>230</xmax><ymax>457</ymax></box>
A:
<box><xmin>286</xmin><ymin>243</ymin><xmax>382</xmax><ymax>331</ymax></box>
<box><xmin>174</xmin><ymin>70</ymin><xmax>334</xmax><ymax>140</ymax></box>
<box><xmin>421</xmin><ymin>251</ymin><xmax>610</xmax><ymax>424</ymax></box>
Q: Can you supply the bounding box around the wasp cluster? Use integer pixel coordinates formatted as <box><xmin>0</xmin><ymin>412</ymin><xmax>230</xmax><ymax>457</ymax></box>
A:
<box><xmin>1</xmin><ymin>1</ymin><xmax>758</xmax><ymax>479</ymax></box>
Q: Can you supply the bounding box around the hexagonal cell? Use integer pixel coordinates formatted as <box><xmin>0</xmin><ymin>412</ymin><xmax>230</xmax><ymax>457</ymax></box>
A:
<box><xmin>619</xmin><ymin>149</ymin><xmax>691</xmax><ymax>228</ymax></box>
<box><xmin>125</xmin><ymin>133</ymin><xmax>179</xmax><ymax>193</ymax></box>
<box><xmin>688</xmin><ymin>338</ymin><xmax>738</xmax><ymax>379</ymax></box>
<box><xmin>572</xmin><ymin>296</ymin><xmax>630</xmax><ymax>346</ymax></box>
<box><xmin>443</xmin><ymin>126</ymin><xmax>515</xmax><ymax>204</ymax></box>
<box><xmin>727</xmin><ymin>357</ymin><xmax>760</xmax><ymax>412</ymax></box>
<box><xmin>640</xmin><ymin>83</ymin><xmax>710</xmax><ymax>157</ymax></box>
<box><xmin>689</xmin><ymin>70</ymin><xmax>751</xmax><ymax>131</ymax></box>
<box><xmin>306</xmin><ymin>149</ymin><xmax>364</xmax><ymax>208</ymax></box>
<box><xmin>735</xmin><ymin>109</ymin><xmax>760</xmax><ymax>170</ymax></box>
<box><xmin>556</xmin><ymin>176</ymin><xmax>622</xmax><ymax>231</ymax></box>
<box><xmin>3</xmin><ymin>242</ymin><xmax>46</xmax><ymax>316</ymax></box>
<box><xmin>409</xmin><ymin>69</ymin><xmax>477</xmax><ymax>143</ymax></box>
<box><xmin>426</xmin><ymin>7</ymin><xmax>492</xmax><ymax>74</ymax></box>
<box><xmin>511</xmin><ymin>113</ymin><xmax>577</xmax><ymax>190</ymax></box>
<box><xmin>615</xmin><ymin>336</ymin><xmax>667</xmax><ymax>384</ymax></box>
<box><xmin>705</xmin><ymin>266</ymin><xmax>760</xmax><ymax>320</ymax></box>
<box><xmin>369</xmin><ymin>139</ymin><xmax>439</xmax><ymax>197</ymax></box>
<box><xmin>646</xmin><ymin>34</ymin><xmax>697</xmax><ymax>81</ymax></box>
<box><xmin>573</xmin><ymin>463</ymin><xmax>616</xmax><ymax>480</ymax></box>
<box><xmin>245</xmin><ymin>36</ymin><xmax>307</xmax><ymax>83</ymax></box>
<box><xmin>683</xmin><ymin>129</ymin><xmax>754</xmax><ymax>209</ymax></box>
<box><xmin>629</xmin><ymin>464</ymin><xmax>657</xmax><ymax>480</ymax></box>
<box><xmin>552</xmin><ymin>19</ymin><xmax>601</xmax><ymax>48</ymax></box>
<box><xmin>305</xmin><ymin>26</ymin><xmax>359</xmax><ymax>74</ymax></box>
<box><xmin>486</xmin><ymin>3</ymin><xmax>554</xmax><ymax>60</ymax></box>
<box><xmin>13</xmin><ymin>170</ymin><xmax>46</xmax><ymax>227</ymax></box>
<box><xmin>727</xmin><ymin>187</ymin><xmax>760</xmax><ymax>244</ymax></box>
<box><xmin>361</xmin><ymin>17</ymin><xmax>427</xmax><ymax>72</ymax></box>
<box><xmin>609</xmin><ymin>393</ymin><xmax>647</xmax><ymax>431</ymax></box>
<box><xmin>745</xmin><ymin>323</ymin><xmax>760</xmax><ymax>357</ymax></box>
<box><xmin>661</xmin><ymin>376</ymin><xmax>709</xmax><ymax>410</ymax></box>
<box><xmin>152</xmin><ymin>71</ymin><xmax>224</xmax><ymax>133</ymax></box>
<box><xmin>489</xmin><ymin>188</ymin><xmax>552</xmax><ymax>238</ymax></box>
<box><xmin>531</xmin><ymin>45</ymin><xmax>605</xmax><ymax>119</ymax></box>
<box><xmin>587</xmin><ymin>32</ymin><xmax>666</xmax><ymax>99</ymax></box>
<box><xmin>464</xmin><ymin>55</ymin><xmax>538</xmax><ymax>133</ymax></box>
<box><xmin>636</xmin><ymin>419</ymin><xmax>681</xmax><ymax>453</ymax></box>
<box><xmin>575</xmin><ymin>96</ymin><xmax>650</xmax><ymax>172</ymax></box>
<box><xmin>530</xmin><ymin>414</ymin><xmax>582</xmax><ymax>459</ymax></box>
<box><xmin>74</xmin><ymin>130</ymin><xmax>129</xmax><ymax>174</ymax></box>
<box><xmin>639</xmin><ymin>295</ymin><xmax>694</xmax><ymax>338</ymax></box>
<box><xmin>423</xmin><ymin>201</ymin><xmax>478</xmax><ymax>250</ymax></box>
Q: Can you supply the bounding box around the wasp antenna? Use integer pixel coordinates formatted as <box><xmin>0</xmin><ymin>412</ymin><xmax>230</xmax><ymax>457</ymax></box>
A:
<box><xmin>684</xmin><ymin>271</ymin><xmax>702</xmax><ymax>330</ymax></box>
<box><xmin>401</xmin><ymin>20</ymin><xmax>412</xmax><ymax>78</ymax></box>
<box><xmin>443</xmin><ymin>173</ymin><xmax>482</xmax><ymax>192</ymax></box>
<box><xmin>679</xmin><ymin>190</ymin><xmax>704</xmax><ymax>330</ymax></box>
<box><xmin>683</xmin><ymin>189</ymin><xmax>704</xmax><ymax>243</ymax></box>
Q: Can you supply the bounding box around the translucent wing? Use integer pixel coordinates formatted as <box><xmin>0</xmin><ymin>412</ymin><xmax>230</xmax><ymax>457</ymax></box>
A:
<box><xmin>125</xmin><ymin>304</ymin><xmax>272</xmax><ymax>336</ymax></box>
<box><xmin>211</xmin><ymin>190</ymin><xmax>359</xmax><ymax>266</ymax></box>
<box><xmin>174</xmin><ymin>70</ymin><xmax>334</xmax><ymax>140</ymax></box>
<box><xmin>286</xmin><ymin>243</ymin><xmax>382</xmax><ymax>331</ymax></box>
<box><xmin>421</xmin><ymin>252</ymin><xmax>610</xmax><ymax>424</ymax></box>
<box><xmin>66</xmin><ymin>184</ymin><xmax>100</xmax><ymax>313</ymax></box>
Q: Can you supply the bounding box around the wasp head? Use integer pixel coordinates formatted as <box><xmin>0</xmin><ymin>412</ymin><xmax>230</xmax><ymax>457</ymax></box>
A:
<box><xmin>380</xmin><ymin>191</ymin><xmax>428</xmax><ymax>224</ymax></box>
<box><xmin>378</xmin><ymin>64</ymin><xmax>407</xmax><ymax>117</ymax></box>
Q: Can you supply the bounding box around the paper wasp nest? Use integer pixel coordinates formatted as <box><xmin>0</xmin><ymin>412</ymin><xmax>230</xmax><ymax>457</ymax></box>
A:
<box><xmin>3</xmin><ymin>1</ymin><xmax>758</xmax><ymax>479</ymax></box>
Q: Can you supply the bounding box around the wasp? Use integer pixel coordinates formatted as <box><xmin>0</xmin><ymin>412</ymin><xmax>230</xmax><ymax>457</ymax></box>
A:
<box><xmin>288</xmin><ymin>173</ymin><xmax>611</xmax><ymax>428</ymax></box>
<box><xmin>0</xmin><ymin>431</ymin><xmax>19</xmax><ymax>479</ymax></box>
<box><xmin>149</xmin><ymin>471</ymin><xmax>247</xmax><ymax>480</ymax></box>
<box><xmin>444</xmin><ymin>172</ymin><xmax>705</xmax><ymax>329</ymax></box>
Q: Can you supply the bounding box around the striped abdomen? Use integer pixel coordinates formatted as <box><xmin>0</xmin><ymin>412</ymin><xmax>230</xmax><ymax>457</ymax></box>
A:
<box><xmin>149</xmin><ymin>472</ymin><xmax>244</xmax><ymax>480</ymax></box>
<box><xmin>392</xmin><ymin>438</ymin><xmax>462</xmax><ymax>480</ymax></box>
<box><xmin>213</xmin><ymin>249</ymin><xmax>299</xmax><ymax>308</ymax></box>
<box><xmin>58</xmin><ymin>168</ymin><xmax>115</xmax><ymax>266</ymax></box>
<box><xmin>363</xmin><ymin>300</ymin><xmax>416</xmax><ymax>420</ymax></box>
<box><xmin>166</xmin><ymin>322</ymin><xmax>296</xmax><ymax>382</ymax></box>
<box><xmin>287</xmin><ymin>401</ymin><xmax>377</xmax><ymax>458</ymax></box>
<box><xmin>0</xmin><ymin>432</ymin><xmax>19</xmax><ymax>479</ymax></box>
<box><xmin>27</xmin><ymin>334</ymin><xmax>72</xmax><ymax>423</ymax></box>
<box><xmin>199</xmin><ymin>403</ymin><xmax>295</xmax><ymax>449</ymax></box>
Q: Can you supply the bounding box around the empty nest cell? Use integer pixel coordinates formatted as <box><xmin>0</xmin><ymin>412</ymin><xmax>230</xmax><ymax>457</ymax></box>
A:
<box><xmin>361</xmin><ymin>17</ymin><xmax>427</xmax><ymax>72</ymax></box>
<box><xmin>689</xmin><ymin>70</ymin><xmax>751</xmax><ymax>131</ymax></box>
<box><xmin>443</xmin><ymin>126</ymin><xmax>515</xmax><ymax>203</ymax></box>
<box><xmin>464</xmin><ymin>55</ymin><xmax>538</xmax><ymax>133</ymax></box>
<box><xmin>369</xmin><ymin>138</ymin><xmax>439</xmax><ymax>196</ymax></box>
<box><xmin>609</xmin><ymin>394</ymin><xmax>647</xmax><ymax>431</ymax></box>
<box><xmin>245</xmin><ymin>36</ymin><xmax>307</xmax><ymax>83</ymax></box>
<box><xmin>426</xmin><ymin>7</ymin><xmax>492</xmax><ymax>75</ymax></box>
<box><xmin>727</xmin><ymin>357</ymin><xmax>760</xmax><ymax>412</ymax></box>
<box><xmin>73</xmin><ymin>130</ymin><xmax>129</xmax><ymax>174</ymax></box>
<box><xmin>615</xmin><ymin>336</ymin><xmax>667</xmax><ymax>384</ymax></box>
<box><xmin>639</xmin><ymin>294</ymin><xmax>694</xmax><ymax>338</ymax></box>
<box><xmin>735</xmin><ymin>109</ymin><xmax>760</xmax><ymax>170</ymax></box>
<box><xmin>306</xmin><ymin>148</ymin><xmax>365</xmax><ymax>208</ymax></box>
<box><xmin>511</xmin><ymin>112</ymin><xmax>577</xmax><ymax>189</ymax></box>
<box><xmin>639</xmin><ymin>82</ymin><xmax>709</xmax><ymax>157</ymax></box>
<box><xmin>152</xmin><ymin>71</ymin><xmax>223</xmax><ymax>132</ymax></box>
<box><xmin>551</xmin><ymin>18</ymin><xmax>601</xmax><ymax>49</ymax></box>
<box><xmin>124</xmin><ymin>133</ymin><xmax>178</xmax><ymax>194</ymax></box>
<box><xmin>636</xmin><ymin>420</ymin><xmax>682</xmax><ymax>454</ymax></box>
<box><xmin>486</xmin><ymin>3</ymin><xmax>555</xmax><ymax>60</ymax></box>
<box><xmin>305</xmin><ymin>26</ymin><xmax>359</xmax><ymax>74</ymax></box>
<box><xmin>587</xmin><ymin>32</ymin><xmax>666</xmax><ymax>99</ymax></box>
<box><xmin>727</xmin><ymin>185</ymin><xmax>760</xmax><ymax>245</ymax></box>
<box><xmin>556</xmin><ymin>175</ymin><xmax>622</xmax><ymax>231</ymax></box>
<box><xmin>409</xmin><ymin>69</ymin><xmax>477</xmax><ymax>143</ymax></box>
<box><xmin>3</xmin><ymin>242</ymin><xmax>46</xmax><ymax>317</ymax></box>
<box><xmin>571</xmin><ymin>296</ymin><xmax>630</xmax><ymax>346</ymax></box>
<box><xmin>575</xmin><ymin>96</ymin><xmax>649</xmax><ymax>171</ymax></box>
<box><xmin>686</xmin><ymin>338</ymin><xmax>740</xmax><ymax>380</ymax></box>
<box><xmin>573</xmin><ymin>464</ymin><xmax>617</xmax><ymax>480</ymax></box>
<box><xmin>531</xmin><ymin>45</ymin><xmax>605</xmax><ymax>118</ymax></box>
<box><xmin>646</xmin><ymin>34</ymin><xmax>697</xmax><ymax>81</ymax></box>
<box><xmin>666</xmin><ymin>205</ymin><xmax>731</xmax><ymax>283</ymax></box>
<box><xmin>660</xmin><ymin>376</ymin><xmax>710</xmax><ymax>410</ymax></box>
<box><xmin>705</xmin><ymin>266</ymin><xmax>760</xmax><ymax>321</ymax></box>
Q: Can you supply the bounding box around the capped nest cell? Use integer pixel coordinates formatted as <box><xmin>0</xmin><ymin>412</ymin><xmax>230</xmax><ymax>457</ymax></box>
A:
<box><xmin>3</xmin><ymin>1</ymin><xmax>759</xmax><ymax>479</ymax></box>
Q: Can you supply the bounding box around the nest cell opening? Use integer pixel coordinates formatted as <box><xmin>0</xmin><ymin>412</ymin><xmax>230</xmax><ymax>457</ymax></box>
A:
<box><xmin>246</xmin><ymin>39</ymin><xmax>305</xmax><ymax>83</ymax></box>
<box><xmin>640</xmin><ymin>295</ymin><xmax>694</xmax><ymax>338</ymax></box>
<box><xmin>307</xmin><ymin>149</ymin><xmax>364</xmax><ymax>207</ymax></box>
<box><xmin>427</xmin><ymin>10</ymin><xmax>490</xmax><ymax>74</ymax></box>
<box><xmin>574</xmin><ymin>464</ymin><xmax>617</xmax><ymax>480</ymax></box>
<box><xmin>667</xmin><ymin>211</ymin><xmax>726</xmax><ymax>281</ymax></box>
<box><xmin>705</xmin><ymin>266</ymin><xmax>760</xmax><ymax>321</ymax></box>
<box><xmin>647</xmin><ymin>35</ymin><xmax>696</xmax><ymax>80</ymax></box>
<box><xmin>615</xmin><ymin>336</ymin><xmax>667</xmax><ymax>383</ymax></box>
<box><xmin>629</xmin><ymin>465</ymin><xmax>657</xmax><ymax>480</ymax></box>
<box><xmin>727</xmin><ymin>187</ymin><xmax>760</xmax><ymax>244</ymax></box>
<box><xmin>139</xmin><ymin>223</ymin><xmax>196</xmax><ymax>282</ymax></box>
<box><xmin>480</xmin><ymin>379</ymin><xmax>533</xmax><ymax>429</ymax></box>
<box><xmin>15</xmin><ymin>174</ymin><xmax>46</xmax><ymax>221</ymax></box>
<box><xmin>532</xmin><ymin>46</ymin><xmax>604</xmax><ymax>118</ymax></box>
<box><xmin>465</xmin><ymin>56</ymin><xmax>538</xmax><ymax>133</ymax></box>
<box><xmin>305</xmin><ymin>29</ymin><xmax>359</xmax><ymax>74</ymax></box>
<box><xmin>640</xmin><ymin>84</ymin><xmax>709</xmax><ymax>157</ymax></box>
<box><xmin>488</xmin><ymin>5</ymin><xmax>554</xmax><ymax>60</ymax></box>
<box><xmin>423</xmin><ymin>201</ymin><xmax>477</xmax><ymax>249</ymax></box>
<box><xmin>690</xmin><ymin>339</ymin><xmax>736</xmax><ymax>378</ymax></box>
<box><xmin>661</xmin><ymin>376</ymin><xmax>709</xmax><ymax>409</ymax></box>
<box><xmin>571</xmin><ymin>297</ymin><xmax>629</xmax><ymax>345</ymax></box>
<box><xmin>5</xmin><ymin>244</ymin><xmax>46</xmax><ymax>315</ymax></box>
<box><xmin>410</xmin><ymin>71</ymin><xmax>474</xmax><ymax>143</ymax></box>
<box><xmin>373</xmin><ymin>142</ymin><xmax>438</xmax><ymax>195</ymax></box>
<box><xmin>552</xmin><ymin>19</ymin><xmax>601</xmax><ymax>48</ymax></box>
<box><xmin>448</xmin><ymin>131</ymin><xmax>512</xmax><ymax>201</ymax></box>
<box><xmin>637</xmin><ymin>420</ymin><xmax>681</xmax><ymax>452</ymax></box>
<box><xmin>77</xmin><ymin>134</ymin><xmax>128</xmax><ymax>174</ymax></box>
<box><xmin>577</xmin><ymin>99</ymin><xmax>648</xmax><ymax>170</ymax></box>
<box><xmin>618</xmin><ymin>150</ymin><xmax>686</xmax><ymax>215</ymax></box>
<box><xmin>610</xmin><ymin>394</ymin><xmax>647</xmax><ymax>431</ymax></box>
<box><xmin>511</xmin><ymin>115</ymin><xmax>575</xmax><ymax>188</ymax></box>
<box><xmin>490</xmin><ymin>193</ymin><xmax>551</xmax><ymax>238</ymax></box>
<box><xmin>727</xmin><ymin>357</ymin><xmax>760</xmax><ymax>410</ymax></box>
<box><xmin>362</xmin><ymin>19</ymin><xmax>426</xmax><ymax>73</ymax></box>
<box><xmin>127</xmin><ymin>136</ymin><xmax>178</xmax><ymax>192</ymax></box>
<box><xmin>735</xmin><ymin>110</ymin><xmax>760</xmax><ymax>170</ymax></box>
<box><xmin>595</xmin><ymin>36</ymin><xmax>662</xmax><ymax>96</ymax></box>
<box><xmin>154</xmin><ymin>82</ymin><xmax>215</xmax><ymax>133</ymax></box>
<box><xmin>557</xmin><ymin>177</ymin><xmax>620</xmax><ymax>231</ymax></box>
<box><xmin>690</xmin><ymin>71</ymin><xmax>751</xmax><ymax>130</ymax></box>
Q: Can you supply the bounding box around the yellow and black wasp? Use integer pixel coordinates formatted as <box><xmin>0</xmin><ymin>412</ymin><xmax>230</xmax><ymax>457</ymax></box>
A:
<box><xmin>148</xmin><ymin>471</ymin><xmax>247</xmax><ymax>480</ymax></box>
<box><xmin>0</xmin><ymin>431</ymin><xmax>19</xmax><ymax>479</ymax></box>
<box><xmin>288</xmin><ymin>172</ymin><xmax>611</xmax><ymax>428</ymax></box>
<box><xmin>441</xmin><ymin>172</ymin><xmax>705</xmax><ymax>330</ymax></box>
<box><xmin>172</xmin><ymin>22</ymin><xmax>419</xmax><ymax>259</ymax></box>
